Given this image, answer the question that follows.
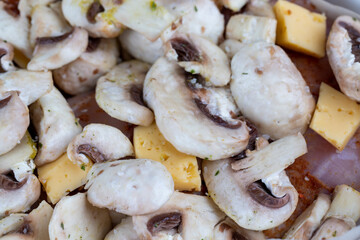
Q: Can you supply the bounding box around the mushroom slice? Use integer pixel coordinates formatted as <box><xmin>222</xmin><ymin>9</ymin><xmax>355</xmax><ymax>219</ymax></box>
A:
<box><xmin>29</xmin><ymin>87</ymin><xmax>82</xmax><ymax>166</ymax></box>
<box><xmin>133</xmin><ymin>191</ymin><xmax>225</xmax><ymax>239</ymax></box>
<box><xmin>0</xmin><ymin>0</ymin><xmax>32</xmax><ymax>58</ymax></box>
<box><xmin>119</xmin><ymin>29</ymin><xmax>164</xmax><ymax>64</ymax></box>
<box><xmin>61</xmin><ymin>0</ymin><xmax>123</xmax><ymax>38</ymax></box>
<box><xmin>85</xmin><ymin>159</ymin><xmax>174</xmax><ymax>215</ymax></box>
<box><xmin>219</xmin><ymin>0</ymin><xmax>248</xmax><ymax>12</ymax></box>
<box><xmin>213</xmin><ymin>217</ymin><xmax>266</xmax><ymax>240</ymax></box>
<box><xmin>220</xmin><ymin>39</ymin><xmax>245</xmax><ymax>59</ymax></box>
<box><xmin>29</xmin><ymin>1</ymin><xmax>72</xmax><ymax>48</ymax></box>
<box><xmin>231</xmin><ymin>42</ymin><xmax>315</xmax><ymax>140</ymax></box>
<box><xmin>203</xmin><ymin>133</ymin><xmax>306</xmax><ymax>230</ymax></box>
<box><xmin>144</xmin><ymin>57</ymin><xmax>249</xmax><ymax>160</ymax></box>
<box><xmin>160</xmin><ymin>0</ymin><xmax>224</xmax><ymax>44</ymax></box>
<box><xmin>96</xmin><ymin>60</ymin><xmax>154</xmax><ymax>126</ymax></box>
<box><xmin>0</xmin><ymin>213</ymin><xmax>27</xmax><ymax>237</ymax></box>
<box><xmin>165</xmin><ymin>34</ymin><xmax>231</xmax><ymax>87</ymax></box>
<box><xmin>0</xmin><ymin>70</ymin><xmax>53</xmax><ymax>106</ymax></box>
<box><xmin>0</xmin><ymin>174</ymin><xmax>40</xmax><ymax>218</ymax></box>
<box><xmin>327</xmin><ymin>15</ymin><xmax>360</xmax><ymax>101</ymax></box>
<box><xmin>104</xmin><ymin>217</ymin><xmax>138</xmax><ymax>240</ymax></box>
<box><xmin>67</xmin><ymin>123</ymin><xmax>134</xmax><ymax>166</ymax></box>
<box><xmin>0</xmin><ymin>41</ymin><xmax>16</xmax><ymax>73</ymax></box>
<box><xmin>283</xmin><ymin>193</ymin><xmax>331</xmax><ymax>240</ymax></box>
<box><xmin>245</xmin><ymin>0</ymin><xmax>276</xmax><ymax>18</ymax></box>
<box><xmin>49</xmin><ymin>193</ymin><xmax>111</xmax><ymax>240</ymax></box>
<box><xmin>27</xmin><ymin>27</ymin><xmax>88</xmax><ymax>71</ymax></box>
<box><xmin>311</xmin><ymin>185</ymin><xmax>360</xmax><ymax>240</ymax></box>
<box><xmin>0</xmin><ymin>92</ymin><xmax>29</xmax><ymax>156</ymax></box>
<box><xmin>54</xmin><ymin>38</ymin><xmax>119</xmax><ymax>95</ymax></box>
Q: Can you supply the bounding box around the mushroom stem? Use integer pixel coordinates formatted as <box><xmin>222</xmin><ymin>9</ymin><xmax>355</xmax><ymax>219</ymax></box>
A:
<box><xmin>231</xmin><ymin>133</ymin><xmax>307</xmax><ymax>182</ymax></box>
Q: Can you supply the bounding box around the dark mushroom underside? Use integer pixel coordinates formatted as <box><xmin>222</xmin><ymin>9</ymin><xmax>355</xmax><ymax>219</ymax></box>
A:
<box><xmin>2</xmin><ymin>0</ymin><xmax>20</xmax><ymax>18</ymax></box>
<box><xmin>130</xmin><ymin>85</ymin><xmax>146</xmax><ymax>106</ymax></box>
<box><xmin>86</xmin><ymin>37</ymin><xmax>101</xmax><ymax>52</ymax></box>
<box><xmin>247</xmin><ymin>181</ymin><xmax>290</xmax><ymax>208</ymax></box>
<box><xmin>338</xmin><ymin>21</ymin><xmax>360</xmax><ymax>62</ymax></box>
<box><xmin>0</xmin><ymin>173</ymin><xmax>26</xmax><ymax>190</ymax></box>
<box><xmin>219</xmin><ymin>223</ymin><xmax>249</xmax><ymax>240</ymax></box>
<box><xmin>0</xmin><ymin>48</ymin><xmax>8</xmax><ymax>73</ymax></box>
<box><xmin>170</xmin><ymin>38</ymin><xmax>200</xmax><ymax>62</ymax></box>
<box><xmin>36</xmin><ymin>30</ymin><xmax>74</xmax><ymax>45</ymax></box>
<box><xmin>86</xmin><ymin>2</ymin><xmax>104</xmax><ymax>24</ymax></box>
<box><xmin>0</xmin><ymin>95</ymin><xmax>11</xmax><ymax>108</ymax></box>
<box><xmin>147</xmin><ymin>212</ymin><xmax>182</xmax><ymax>235</ymax></box>
<box><xmin>77</xmin><ymin>144</ymin><xmax>106</xmax><ymax>163</ymax></box>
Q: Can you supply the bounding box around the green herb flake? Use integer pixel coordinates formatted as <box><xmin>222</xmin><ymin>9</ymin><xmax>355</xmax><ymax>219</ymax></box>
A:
<box><xmin>194</xmin><ymin>5</ymin><xmax>198</xmax><ymax>12</ymax></box>
<box><xmin>190</xmin><ymin>69</ymin><xmax>196</xmax><ymax>74</ymax></box>
<box><xmin>68</xmin><ymin>234</ymin><xmax>70</xmax><ymax>238</ymax></box>
<box><xmin>150</xmin><ymin>1</ymin><xmax>157</xmax><ymax>11</ymax></box>
<box><xmin>48</xmin><ymin>109</ymin><xmax>51</xmax><ymax>112</ymax></box>
<box><xmin>204</xmin><ymin>157</ymin><xmax>209</xmax><ymax>160</ymax></box>
<box><xmin>81</xmin><ymin>164</ymin><xmax>86</xmax><ymax>171</ymax></box>
<box><xmin>38</xmin><ymin>142</ymin><xmax>43</xmax><ymax>149</ymax></box>
<box><xmin>242</xmin><ymin>72</ymin><xmax>248</xmax><ymax>75</ymax></box>
<box><xmin>60</xmin><ymin>222</ymin><xmax>64</xmax><ymax>230</ymax></box>
<box><xmin>215</xmin><ymin>170</ymin><xmax>220</xmax><ymax>176</ymax></box>
<box><xmin>333</xmin><ymin>231</ymin><xmax>337</xmax><ymax>237</ymax></box>
<box><xmin>154</xmin><ymin>223</ymin><xmax>159</xmax><ymax>228</ymax></box>
<box><xmin>353</xmin><ymin>17</ymin><xmax>357</xmax><ymax>21</ymax></box>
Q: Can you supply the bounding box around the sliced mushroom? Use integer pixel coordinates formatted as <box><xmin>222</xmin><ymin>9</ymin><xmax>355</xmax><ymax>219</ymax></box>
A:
<box><xmin>49</xmin><ymin>193</ymin><xmax>112</xmax><ymax>240</ymax></box>
<box><xmin>133</xmin><ymin>191</ymin><xmax>225</xmax><ymax>239</ymax></box>
<box><xmin>0</xmin><ymin>213</ymin><xmax>27</xmax><ymax>237</ymax></box>
<box><xmin>96</xmin><ymin>60</ymin><xmax>154</xmax><ymax>126</ymax></box>
<box><xmin>327</xmin><ymin>15</ymin><xmax>360</xmax><ymax>101</ymax></box>
<box><xmin>104</xmin><ymin>217</ymin><xmax>138</xmax><ymax>240</ymax></box>
<box><xmin>245</xmin><ymin>0</ymin><xmax>276</xmax><ymax>18</ymax></box>
<box><xmin>218</xmin><ymin>0</ymin><xmax>248</xmax><ymax>12</ymax></box>
<box><xmin>0</xmin><ymin>41</ymin><xmax>16</xmax><ymax>73</ymax></box>
<box><xmin>213</xmin><ymin>217</ymin><xmax>266</xmax><ymax>240</ymax></box>
<box><xmin>283</xmin><ymin>193</ymin><xmax>331</xmax><ymax>240</ymax></box>
<box><xmin>0</xmin><ymin>92</ymin><xmax>29</xmax><ymax>156</ymax></box>
<box><xmin>220</xmin><ymin>39</ymin><xmax>245</xmax><ymax>58</ymax></box>
<box><xmin>231</xmin><ymin>42</ymin><xmax>315</xmax><ymax>139</ymax></box>
<box><xmin>311</xmin><ymin>184</ymin><xmax>360</xmax><ymax>240</ymax></box>
<box><xmin>203</xmin><ymin>133</ymin><xmax>306</xmax><ymax>230</ymax></box>
<box><xmin>0</xmin><ymin>174</ymin><xmax>40</xmax><ymax>218</ymax></box>
<box><xmin>0</xmin><ymin>0</ymin><xmax>32</xmax><ymax>58</ymax></box>
<box><xmin>119</xmin><ymin>29</ymin><xmax>164</xmax><ymax>64</ymax></box>
<box><xmin>143</xmin><ymin>57</ymin><xmax>249</xmax><ymax>160</ymax></box>
<box><xmin>61</xmin><ymin>0</ymin><xmax>123</xmax><ymax>38</ymax></box>
<box><xmin>67</xmin><ymin>123</ymin><xmax>134</xmax><ymax>166</ymax></box>
<box><xmin>54</xmin><ymin>38</ymin><xmax>119</xmax><ymax>95</ymax></box>
<box><xmin>29</xmin><ymin>87</ymin><xmax>82</xmax><ymax>166</ymax></box>
<box><xmin>27</xmin><ymin>27</ymin><xmax>88</xmax><ymax>71</ymax></box>
<box><xmin>0</xmin><ymin>70</ymin><xmax>53</xmax><ymax>106</ymax></box>
<box><xmin>160</xmin><ymin>0</ymin><xmax>225</xmax><ymax>44</ymax></box>
<box><xmin>85</xmin><ymin>159</ymin><xmax>174</xmax><ymax>215</ymax></box>
<box><xmin>29</xmin><ymin>1</ymin><xmax>72</xmax><ymax>48</ymax></box>
<box><xmin>165</xmin><ymin>34</ymin><xmax>231</xmax><ymax>87</ymax></box>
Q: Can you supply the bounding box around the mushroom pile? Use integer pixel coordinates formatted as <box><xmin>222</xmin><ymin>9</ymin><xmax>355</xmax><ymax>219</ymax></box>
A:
<box><xmin>0</xmin><ymin>0</ymin><xmax>360</xmax><ymax>240</ymax></box>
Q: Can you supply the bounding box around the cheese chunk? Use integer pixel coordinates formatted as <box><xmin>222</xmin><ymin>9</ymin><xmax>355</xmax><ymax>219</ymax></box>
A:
<box><xmin>274</xmin><ymin>0</ymin><xmax>326</xmax><ymax>58</ymax></box>
<box><xmin>310</xmin><ymin>83</ymin><xmax>360</xmax><ymax>151</ymax></box>
<box><xmin>134</xmin><ymin>123</ymin><xmax>201</xmax><ymax>191</ymax></box>
<box><xmin>37</xmin><ymin>153</ymin><xmax>92</xmax><ymax>204</ymax></box>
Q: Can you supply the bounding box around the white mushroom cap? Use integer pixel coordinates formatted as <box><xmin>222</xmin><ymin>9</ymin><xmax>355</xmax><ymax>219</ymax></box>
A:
<box><xmin>54</xmin><ymin>38</ymin><xmax>119</xmax><ymax>95</ymax></box>
<box><xmin>0</xmin><ymin>92</ymin><xmax>29</xmax><ymax>156</ymax></box>
<box><xmin>310</xmin><ymin>217</ymin><xmax>353</xmax><ymax>240</ymax></box>
<box><xmin>27</xmin><ymin>27</ymin><xmax>89</xmax><ymax>71</ymax></box>
<box><xmin>0</xmin><ymin>0</ymin><xmax>32</xmax><ymax>58</ymax></box>
<box><xmin>29</xmin><ymin>87</ymin><xmax>82</xmax><ymax>166</ymax></box>
<box><xmin>0</xmin><ymin>70</ymin><xmax>53</xmax><ymax>106</ymax></box>
<box><xmin>104</xmin><ymin>217</ymin><xmax>138</xmax><ymax>240</ymax></box>
<box><xmin>165</xmin><ymin>34</ymin><xmax>231</xmax><ymax>87</ymax></box>
<box><xmin>143</xmin><ymin>57</ymin><xmax>249</xmax><ymax>160</ymax></box>
<box><xmin>67</xmin><ymin>123</ymin><xmax>134</xmax><ymax>166</ymax></box>
<box><xmin>62</xmin><ymin>0</ymin><xmax>123</xmax><ymax>38</ymax></box>
<box><xmin>96</xmin><ymin>60</ymin><xmax>154</xmax><ymax>126</ymax></box>
<box><xmin>161</xmin><ymin>0</ymin><xmax>224</xmax><ymax>44</ymax></box>
<box><xmin>0</xmin><ymin>174</ymin><xmax>40</xmax><ymax>218</ymax></box>
<box><xmin>29</xmin><ymin>2</ymin><xmax>72</xmax><ymax>48</ymax></box>
<box><xmin>119</xmin><ymin>29</ymin><xmax>164</xmax><ymax>64</ymax></box>
<box><xmin>213</xmin><ymin>217</ymin><xmax>266</xmax><ymax>240</ymax></box>
<box><xmin>283</xmin><ymin>193</ymin><xmax>331</xmax><ymax>240</ymax></box>
<box><xmin>203</xmin><ymin>134</ymin><xmax>306</xmax><ymax>230</ymax></box>
<box><xmin>85</xmin><ymin>159</ymin><xmax>174</xmax><ymax>216</ymax></box>
<box><xmin>133</xmin><ymin>191</ymin><xmax>225</xmax><ymax>240</ymax></box>
<box><xmin>231</xmin><ymin>42</ymin><xmax>315</xmax><ymax>139</ymax></box>
<box><xmin>49</xmin><ymin>193</ymin><xmax>112</xmax><ymax>240</ymax></box>
<box><xmin>327</xmin><ymin>15</ymin><xmax>360</xmax><ymax>101</ymax></box>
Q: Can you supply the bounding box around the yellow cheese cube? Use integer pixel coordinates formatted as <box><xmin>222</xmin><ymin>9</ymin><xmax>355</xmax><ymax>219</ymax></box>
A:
<box><xmin>134</xmin><ymin>123</ymin><xmax>201</xmax><ymax>191</ymax></box>
<box><xmin>274</xmin><ymin>0</ymin><xmax>326</xmax><ymax>58</ymax></box>
<box><xmin>37</xmin><ymin>153</ymin><xmax>92</xmax><ymax>204</ymax></box>
<box><xmin>310</xmin><ymin>83</ymin><xmax>360</xmax><ymax>151</ymax></box>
